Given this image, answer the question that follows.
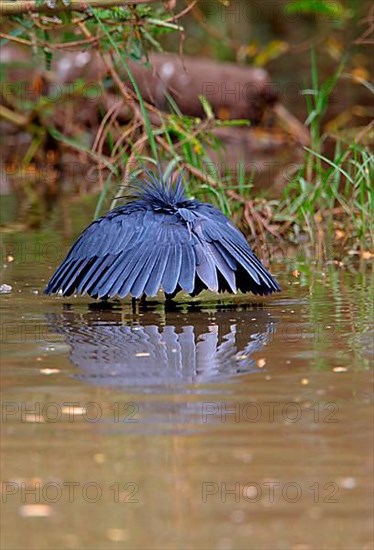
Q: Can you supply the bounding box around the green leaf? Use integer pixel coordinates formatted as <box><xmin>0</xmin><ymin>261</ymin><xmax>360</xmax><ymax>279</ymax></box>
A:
<box><xmin>198</xmin><ymin>95</ymin><xmax>214</xmax><ymax>119</ymax></box>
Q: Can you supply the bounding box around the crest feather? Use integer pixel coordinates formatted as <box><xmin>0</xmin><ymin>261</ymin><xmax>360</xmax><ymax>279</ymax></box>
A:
<box><xmin>131</xmin><ymin>171</ymin><xmax>187</xmax><ymax>207</ymax></box>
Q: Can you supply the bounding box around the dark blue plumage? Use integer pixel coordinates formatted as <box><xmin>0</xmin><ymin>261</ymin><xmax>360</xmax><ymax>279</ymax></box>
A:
<box><xmin>45</xmin><ymin>173</ymin><xmax>281</xmax><ymax>299</ymax></box>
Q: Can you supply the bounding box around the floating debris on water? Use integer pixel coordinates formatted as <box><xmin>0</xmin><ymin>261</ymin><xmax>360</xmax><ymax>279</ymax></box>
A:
<box><xmin>19</xmin><ymin>504</ymin><xmax>53</xmax><ymax>518</ymax></box>
<box><xmin>0</xmin><ymin>284</ymin><xmax>12</xmax><ymax>294</ymax></box>
<box><xmin>107</xmin><ymin>529</ymin><xmax>129</xmax><ymax>542</ymax></box>
<box><xmin>40</xmin><ymin>368</ymin><xmax>60</xmax><ymax>375</ymax></box>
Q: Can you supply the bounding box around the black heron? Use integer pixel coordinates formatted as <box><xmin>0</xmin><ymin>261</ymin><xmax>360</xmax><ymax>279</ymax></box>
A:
<box><xmin>45</xmin><ymin>173</ymin><xmax>280</xmax><ymax>301</ymax></box>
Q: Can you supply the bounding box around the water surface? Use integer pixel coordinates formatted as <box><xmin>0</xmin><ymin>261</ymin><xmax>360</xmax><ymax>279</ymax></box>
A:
<box><xmin>1</xmin><ymin>237</ymin><xmax>373</xmax><ymax>549</ymax></box>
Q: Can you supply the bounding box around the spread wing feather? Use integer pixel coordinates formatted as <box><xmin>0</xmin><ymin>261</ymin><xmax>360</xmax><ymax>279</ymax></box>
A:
<box><xmin>143</xmin><ymin>248</ymin><xmax>170</xmax><ymax>297</ymax></box>
<box><xmin>129</xmin><ymin>243</ymin><xmax>165</xmax><ymax>298</ymax></box>
<box><xmin>77</xmin><ymin>255</ymin><xmax>114</xmax><ymax>295</ymax></box>
<box><xmin>45</xmin><ymin>195</ymin><xmax>280</xmax><ymax>299</ymax></box>
<box><xmin>61</xmin><ymin>258</ymin><xmax>93</xmax><ymax>296</ymax></box>
<box><xmin>205</xmin><ymin>242</ymin><xmax>237</xmax><ymax>293</ymax></box>
<box><xmin>162</xmin><ymin>244</ymin><xmax>183</xmax><ymax>294</ymax></box>
<box><xmin>45</xmin><ymin>207</ymin><xmax>198</xmax><ymax>298</ymax></box>
<box><xmin>192</xmin><ymin>206</ymin><xmax>280</xmax><ymax>294</ymax></box>
<box><xmin>46</xmin><ymin>257</ymin><xmax>77</xmax><ymax>293</ymax></box>
<box><xmin>178</xmin><ymin>244</ymin><xmax>196</xmax><ymax>294</ymax></box>
<box><xmin>194</xmin><ymin>240</ymin><xmax>219</xmax><ymax>292</ymax></box>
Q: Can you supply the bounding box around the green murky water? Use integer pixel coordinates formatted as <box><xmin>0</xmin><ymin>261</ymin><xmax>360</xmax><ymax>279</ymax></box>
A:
<box><xmin>1</xmin><ymin>232</ymin><xmax>373</xmax><ymax>550</ymax></box>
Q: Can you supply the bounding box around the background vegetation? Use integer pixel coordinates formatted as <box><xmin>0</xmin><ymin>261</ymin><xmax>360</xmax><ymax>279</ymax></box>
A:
<box><xmin>1</xmin><ymin>0</ymin><xmax>373</xmax><ymax>260</ymax></box>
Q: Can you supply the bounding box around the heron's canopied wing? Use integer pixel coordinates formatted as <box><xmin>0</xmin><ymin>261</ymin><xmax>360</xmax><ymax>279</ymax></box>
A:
<box><xmin>44</xmin><ymin>207</ymin><xmax>197</xmax><ymax>299</ymax></box>
<box><xmin>141</xmin><ymin>223</ymin><xmax>192</xmax><ymax>298</ymax></box>
<box><xmin>178</xmin><ymin>244</ymin><xmax>196</xmax><ymax>294</ymax></box>
<box><xmin>192</xmin><ymin>204</ymin><xmax>281</xmax><ymax>294</ymax></box>
<box><xmin>45</xmin><ymin>207</ymin><xmax>146</xmax><ymax>296</ymax></box>
<box><xmin>194</xmin><ymin>240</ymin><xmax>219</xmax><ymax>292</ymax></box>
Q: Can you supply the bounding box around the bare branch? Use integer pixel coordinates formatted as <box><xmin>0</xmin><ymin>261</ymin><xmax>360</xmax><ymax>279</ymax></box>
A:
<box><xmin>0</xmin><ymin>0</ymin><xmax>159</xmax><ymax>17</ymax></box>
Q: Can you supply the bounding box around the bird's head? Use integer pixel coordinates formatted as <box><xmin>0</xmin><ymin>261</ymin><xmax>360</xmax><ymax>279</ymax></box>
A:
<box><xmin>130</xmin><ymin>171</ymin><xmax>192</xmax><ymax>213</ymax></box>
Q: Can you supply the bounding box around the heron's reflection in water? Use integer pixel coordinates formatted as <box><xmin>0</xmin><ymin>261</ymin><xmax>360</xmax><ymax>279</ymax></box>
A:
<box><xmin>48</xmin><ymin>302</ymin><xmax>277</xmax><ymax>391</ymax></box>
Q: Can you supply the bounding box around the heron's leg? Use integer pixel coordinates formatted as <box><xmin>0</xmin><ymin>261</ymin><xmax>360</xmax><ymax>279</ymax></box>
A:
<box><xmin>164</xmin><ymin>292</ymin><xmax>177</xmax><ymax>311</ymax></box>
<box><xmin>89</xmin><ymin>297</ymin><xmax>113</xmax><ymax>311</ymax></box>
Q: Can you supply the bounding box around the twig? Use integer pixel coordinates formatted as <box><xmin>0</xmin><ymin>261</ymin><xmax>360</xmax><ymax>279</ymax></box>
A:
<box><xmin>0</xmin><ymin>0</ymin><xmax>160</xmax><ymax>16</ymax></box>
<box><xmin>111</xmin><ymin>133</ymin><xmax>149</xmax><ymax>208</ymax></box>
<box><xmin>0</xmin><ymin>104</ymin><xmax>29</xmax><ymax>126</ymax></box>
<box><xmin>92</xmin><ymin>99</ymin><xmax>123</xmax><ymax>152</ymax></box>
<box><xmin>164</xmin><ymin>0</ymin><xmax>197</xmax><ymax>23</ymax></box>
<box><xmin>111</xmin><ymin>120</ymin><xmax>143</xmax><ymax>161</ymax></box>
<box><xmin>102</xmin><ymin>54</ymin><xmax>140</xmax><ymax>116</ymax></box>
<box><xmin>0</xmin><ymin>32</ymin><xmax>32</xmax><ymax>46</ymax></box>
